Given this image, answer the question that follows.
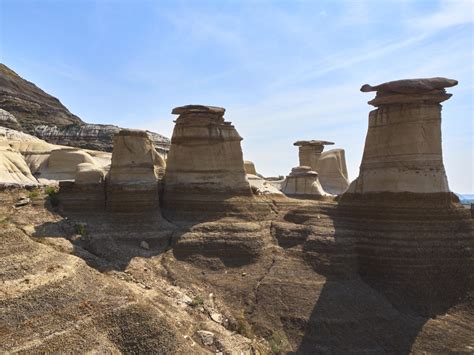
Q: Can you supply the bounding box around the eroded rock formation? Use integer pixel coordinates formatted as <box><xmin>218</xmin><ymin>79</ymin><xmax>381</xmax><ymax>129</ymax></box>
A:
<box><xmin>163</xmin><ymin>105</ymin><xmax>253</xmax><ymax>218</ymax></box>
<box><xmin>341</xmin><ymin>78</ymin><xmax>473</xmax><ymax>316</ymax></box>
<box><xmin>349</xmin><ymin>77</ymin><xmax>457</xmax><ymax>193</ymax></box>
<box><xmin>281</xmin><ymin>166</ymin><xmax>329</xmax><ymax>197</ymax></box>
<box><xmin>293</xmin><ymin>140</ymin><xmax>349</xmax><ymax>194</ymax></box>
<box><xmin>106</xmin><ymin>129</ymin><xmax>164</xmax><ymax>212</ymax></box>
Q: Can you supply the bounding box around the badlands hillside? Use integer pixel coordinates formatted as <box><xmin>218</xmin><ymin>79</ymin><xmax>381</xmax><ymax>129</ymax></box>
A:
<box><xmin>0</xmin><ymin>72</ymin><xmax>473</xmax><ymax>354</ymax></box>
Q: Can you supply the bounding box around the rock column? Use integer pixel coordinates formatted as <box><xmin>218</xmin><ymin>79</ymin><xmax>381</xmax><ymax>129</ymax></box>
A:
<box><xmin>294</xmin><ymin>140</ymin><xmax>334</xmax><ymax>172</ymax></box>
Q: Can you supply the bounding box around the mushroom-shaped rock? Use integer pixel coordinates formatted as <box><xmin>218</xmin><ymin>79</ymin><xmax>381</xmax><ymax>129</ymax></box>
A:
<box><xmin>348</xmin><ymin>77</ymin><xmax>457</xmax><ymax>194</ymax></box>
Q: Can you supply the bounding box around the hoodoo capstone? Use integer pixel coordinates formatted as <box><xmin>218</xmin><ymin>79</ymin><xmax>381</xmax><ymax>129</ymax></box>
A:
<box><xmin>348</xmin><ymin>77</ymin><xmax>457</xmax><ymax>193</ymax></box>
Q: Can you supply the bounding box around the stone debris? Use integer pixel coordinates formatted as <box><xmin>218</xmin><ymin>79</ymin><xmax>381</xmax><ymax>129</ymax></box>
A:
<box><xmin>140</xmin><ymin>241</ymin><xmax>150</xmax><ymax>250</ymax></box>
<box><xmin>196</xmin><ymin>330</ymin><xmax>215</xmax><ymax>346</ymax></box>
<box><xmin>14</xmin><ymin>197</ymin><xmax>30</xmax><ymax>207</ymax></box>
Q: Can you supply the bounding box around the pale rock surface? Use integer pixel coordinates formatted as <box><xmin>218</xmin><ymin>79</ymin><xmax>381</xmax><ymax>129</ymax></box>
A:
<box><xmin>318</xmin><ymin>149</ymin><xmax>350</xmax><ymax>195</ymax></box>
<box><xmin>39</xmin><ymin>148</ymin><xmax>98</xmax><ymax>181</ymax></box>
<box><xmin>0</xmin><ymin>140</ymin><xmax>39</xmax><ymax>186</ymax></box>
<box><xmin>74</xmin><ymin>163</ymin><xmax>105</xmax><ymax>184</ymax></box>
<box><xmin>294</xmin><ymin>140</ymin><xmax>334</xmax><ymax>172</ymax></box>
<box><xmin>281</xmin><ymin>166</ymin><xmax>330</xmax><ymax>197</ymax></box>
<box><xmin>244</xmin><ymin>160</ymin><xmax>257</xmax><ymax>175</ymax></box>
<box><xmin>247</xmin><ymin>174</ymin><xmax>284</xmax><ymax>196</ymax></box>
<box><xmin>348</xmin><ymin>77</ymin><xmax>457</xmax><ymax>193</ymax></box>
<box><xmin>106</xmin><ymin>129</ymin><xmax>164</xmax><ymax>212</ymax></box>
<box><xmin>0</xmin><ymin>108</ymin><xmax>21</xmax><ymax>130</ymax></box>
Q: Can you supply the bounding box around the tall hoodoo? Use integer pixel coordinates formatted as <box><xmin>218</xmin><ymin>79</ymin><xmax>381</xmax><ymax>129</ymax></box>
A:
<box><xmin>349</xmin><ymin>77</ymin><xmax>458</xmax><ymax>193</ymax></box>
<box><xmin>294</xmin><ymin>140</ymin><xmax>334</xmax><ymax>172</ymax></box>
<box><xmin>106</xmin><ymin>129</ymin><xmax>164</xmax><ymax>212</ymax></box>
<box><xmin>163</xmin><ymin>105</ymin><xmax>251</xmax><ymax>199</ymax></box>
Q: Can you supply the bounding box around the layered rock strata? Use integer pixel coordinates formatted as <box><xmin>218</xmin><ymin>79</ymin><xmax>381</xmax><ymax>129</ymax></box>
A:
<box><xmin>0</xmin><ymin>63</ymin><xmax>170</xmax><ymax>155</ymax></box>
<box><xmin>106</xmin><ymin>129</ymin><xmax>164</xmax><ymax>212</ymax></box>
<box><xmin>341</xmin><ymin>78</ymin><xmax>473</xmax><ymax>316</ymax></box>
<box><xmin>348</xmin><ymin>77</ymin><xmax>458</xmax><ymax>193</ymax></box>
<box><xmin>281</xmin><ymin>166</ymin><xmax>329</xmax><ymax>197</ymax></box>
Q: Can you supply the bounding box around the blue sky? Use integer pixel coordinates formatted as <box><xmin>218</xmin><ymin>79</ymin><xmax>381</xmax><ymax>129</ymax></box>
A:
<box><xmin>1</xmin><ymin>0</ymin><xmax>473</xmax><ymax>193</ymax></box>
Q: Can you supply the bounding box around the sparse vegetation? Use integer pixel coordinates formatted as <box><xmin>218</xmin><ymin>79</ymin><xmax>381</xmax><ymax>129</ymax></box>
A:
<box><xmin>190</xmin><ymin>295</ymin><xmax>204</xmax><ymax>307</ymax></box>
<box><xmin>74</xmin><ymin>223</ymin><xmax>87</xmax><ymax>236</ymax></box>
<box><xmin>267</xmin><ymin>330</ymin><xmax>290</xmax><ymax>354</ymax></box>
<box><xmin>235</xmin><ymin>310</ymin><xmax>253</xmax><ymax>338</ymax></box>
<box><xmin>28</xmin><ymin>189</ymin><xmax>40</xmax><ymax>199</ymax></box>
<box><xmin>45</xmin><ymin>185</ymin><xmax>59</xmax><ymax>207</ymax></box>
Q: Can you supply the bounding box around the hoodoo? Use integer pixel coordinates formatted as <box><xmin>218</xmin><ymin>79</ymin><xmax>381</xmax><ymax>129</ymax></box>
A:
<box><xmin>163</xmin><ymin>105</ymin><xmax>253</xmax><ymax>219</ymax></box>
<box><xmin>281</xmin><ymin>166</ymin><xmax>329</xmax><ymax>197</ymax></box>
<box><xmin>349</xmin><ymin>77</ymin><xmax>458</xmax><ymax>193</ymax></box>
<box><xmin>293</xmin><ymin>140</ymin><xmax>349</xmax><ymax>195</ymax></box>
<box><xmin>106</xmin><ymin>129</ymin><xmax>164</xmax><ymax>212</ymax></box>
<box><xmin>340</xmin><ymin>78</ymin><xmax>473</xmax><ymax>316</ymax></box>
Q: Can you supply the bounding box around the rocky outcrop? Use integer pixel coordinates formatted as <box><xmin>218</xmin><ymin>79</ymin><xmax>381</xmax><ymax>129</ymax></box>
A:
<box><xmin>293</xmin><ymin>140</ymin><xmax>349</xmax><ymax>195</ymax></box>
<box><xmin>0</xmin><ymin>108</ymin><xmax>21</xmax><ymax>130</ymax></box>
<box><xmin>0</xmin><ymin>63</ymin><xmax>170</xmax><ymax>155</ymax></box>
<box><xmin>106</xmin><ymin>129</ymin><xmax>164</xmax><ymax>212</ymax></box>
<box><xmin>281</xmin><ymin>166</ymin><xmax>329</xmax><ymax>197</ymax></box>
<box><xmin>244</xmin><ymin>160</ymin><xmax>257</xmax><ymax>175</ymax></box>
<box><xmin>34</xmin><ymin>124</ymin><xmax>170</xmax><ymax>155</ymax></box>
<box><xmin>0</xmin><ymin>64</ymin><xmax>83</xmax><ymax>132</ymax></box>
<box><xmin>348</xmin><ymin>77</ymin><xmax>457</xmax><ymax>193</ymax></box>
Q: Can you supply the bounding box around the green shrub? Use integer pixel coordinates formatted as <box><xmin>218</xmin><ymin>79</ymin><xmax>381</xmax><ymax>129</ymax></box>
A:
<box><xmin>268</xmin><ymin>330</ymin><xmax>290</xmax><ymax>354</ymax></box>
<box><xmin>74</xmin><ymin>223</ymin><xmax>87</xmax><ymax>236</ymax></box>
<box><xmin>28</xmin><ymin>189</ymin><xmax>40</xmax><ymax>199</ymax></box>
<box><xmin>45</xmin><ymin>186</ymin><xmax>59</xmax><ymax>207</ymax></box>
<box><xmin>190</xmin><ymin>295</ymin><xmax>204</xmax><ymax>307</ymax></box>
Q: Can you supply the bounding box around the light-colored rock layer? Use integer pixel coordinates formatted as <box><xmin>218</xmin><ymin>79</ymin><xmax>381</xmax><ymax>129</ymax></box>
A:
<box><xmin>348</xmin><ymin>78</ymin><xmax>456</xmax><ymax>193</ymax></box>
<box><xmin>0</xmin><ymin>140</ymin><xmax>39</xmax><ymax>185</ymax></box>
<box><xmin>106</xmin><ymin>129</ymin><xmax>163</xmax><ymax>212</ymax></box>
<box><xmin>244</xmin><ymin>160</ymin><xmax>257</xmax><ymax>175</ymax></box>
<box><xmin>318</xmin><ymin>149</ymin><xmax>349</xmax><ymax>195</ymax></box>
<box><xmin>294</xmin><ymin>140</ymin><xmax>334</xmax><ymax>172</ymax></box>
<box><xmin>247</xmin><ymin>174</ymin><xmax>284</xmax><ymax>196</ymax></box>
<box><xmin>281</xmin><ymin>166</ymin><xmax>329</xmax><ymax>197</ymax></box>
<box><xmin>0</xmin><ymin>126</ymin><xmax>111</xmax><ymax>185</ymax></box>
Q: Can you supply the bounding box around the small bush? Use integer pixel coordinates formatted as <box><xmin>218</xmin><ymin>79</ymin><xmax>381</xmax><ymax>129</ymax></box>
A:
<box><xmin>28</xmin><ymin>189</ymin><xmax>40</xmax><ymax>199</ymax></box>
<box><xmin>74</xmin><ymin>223</ymin><xmax>87</xmax><ymax>236</ymax></box>
<box><xmin>45</xmin><ymin>186</ymin><xmax>59</xmax><ymax>207</ymax></box>
<box><xmin>268</xmin><ymin>330</ymin><xmax>290</xmax><ymax>354</ymax></box>
<box><xmin>190</xmin><ymin>295</ymin><xmax>204</xmax><ymax>307</ymax></box>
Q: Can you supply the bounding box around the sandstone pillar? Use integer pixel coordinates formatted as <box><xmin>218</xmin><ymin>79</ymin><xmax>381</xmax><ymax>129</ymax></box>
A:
<box><xmin>281</xmin><ymin>166</ymin><xmax>329</xmax><ymax>197</ymax></box>
<box><xmin>348</xmin><ymin>77</ymin><xmax>458</xmax><ymax>193</ymax></box>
